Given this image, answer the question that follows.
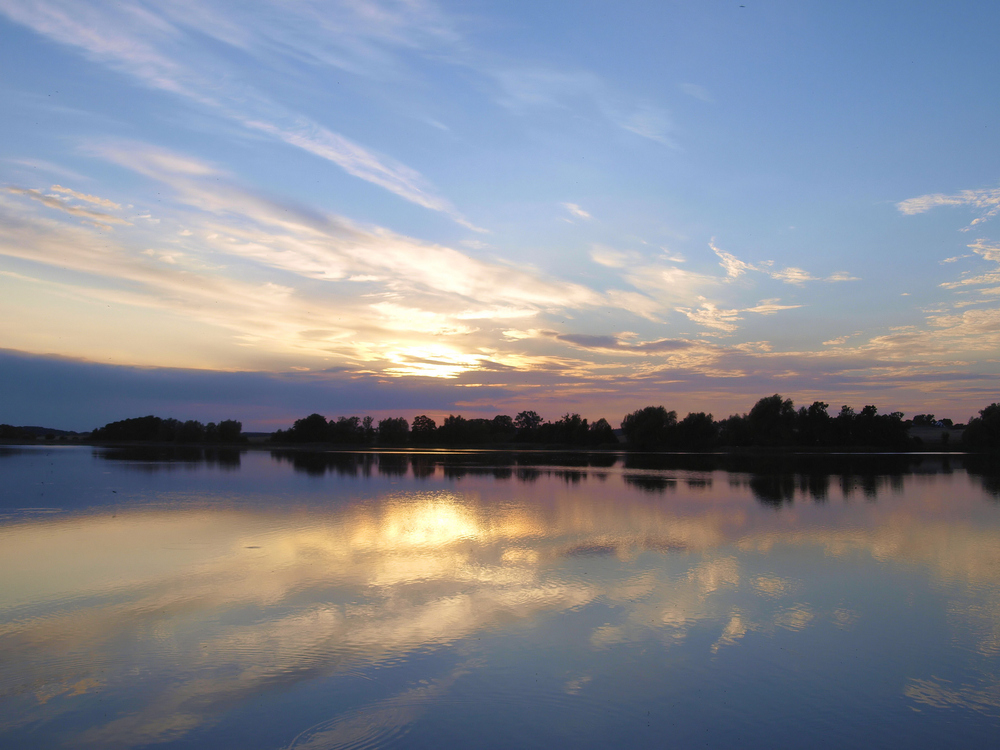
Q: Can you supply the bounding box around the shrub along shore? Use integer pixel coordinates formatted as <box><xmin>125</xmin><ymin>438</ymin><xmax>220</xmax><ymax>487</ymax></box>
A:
<box><xmin>6</xmin><ymin>395</ymin><xmax>997</xmax><ymax>452</ymax></box>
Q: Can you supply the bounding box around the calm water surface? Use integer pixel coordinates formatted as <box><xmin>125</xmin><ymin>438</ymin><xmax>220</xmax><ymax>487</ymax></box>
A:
<box><xmin>1</xmin><ymin>446</ymin><xmax>999</xmax><ymax>748</ymax></box>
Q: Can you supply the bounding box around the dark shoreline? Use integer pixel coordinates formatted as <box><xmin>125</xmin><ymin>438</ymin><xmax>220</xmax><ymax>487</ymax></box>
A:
<box><xmin>1</xmin><ymin>439</ymin><xmax>987</xmax><ymax>455</ymax></box>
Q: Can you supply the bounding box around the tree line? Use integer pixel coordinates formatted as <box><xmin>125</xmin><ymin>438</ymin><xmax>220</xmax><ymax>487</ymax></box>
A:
<box><xmin>9</xmin><ymin>396</ymin><xmax>996</xmax><ymax>451</ymax></box>
<box><xmin>271</xmin><ymin>411</ymin><xmax>618</xmax><ymax>447</ymax></box>
<box><xmin>620</xmin><ymin>397</ymin><xmax>915</xmax><ymax>449</ymax></box>
<box><xmin>621</xmin><ymin>397</ymin><xmax>999</xmax><ymax>450</ymax></box>
<box><xmin>268</xmin><ymin>395</ymin><xmax>1000</xmax><ymax>451</ymax></box>
<box><xmin>89</xmin><ymin>415</ymin><xmax>245</xmax><ymax>443</ymax></box>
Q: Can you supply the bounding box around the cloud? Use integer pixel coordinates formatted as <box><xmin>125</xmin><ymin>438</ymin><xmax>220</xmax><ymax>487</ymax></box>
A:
<box><xmin>711</xmin><ymin>241</ymin><xmax>755</xmax><ymax>279</ymax></box>
<box><xmin>5</xmin><ymin>158</ymin><xmax>89</xmax><ymax>182</ymax></box>
<box><xmin>939</xmin><ymin>241</ymin><xmax>1000</xmax><ymax>290</ymax></box>
<box><xmin>1</xmin><ymin>147</ymin><xmax>611</xmax><ymax>381</ymax></box>
<box><xmin>897</xmin><ymin>185</ymin><xmax>1000</xmax><ymax>230</ymax></box>
<box><xmin>710</xmin><ymin>241</ymin><xmax>851</xmax><ymax>286</ymax></box>
<box><xmin>562</xmin><ymin>202</ymin><xmax>591</xmax><ymax>220</ymax></box>
<box><xmin>676</xmin><ymin>300</ymin><xmax>743</xmax><ymax>333</ymax></box>
<box><xmin>243</xmin><ymin>118</ymin><xmax>481</xmax><ymax>229</ymax></box>
<box><xmin>822</xmin><ymin>332</ymin><xmax>861</xmax><ymax>346</ymax></box>
<box><xmin>6</xmin><ymin>186</ymin><xmax>130</xmax><ymax>226</ymax></box>
<box><xmin>969</xmin><ymin>239</ymin><xmax>1000</xmax><ymax>264</ymax></box>
<box><xmin>769</xmin><ymin>267</ymin><xmax>817</xmax><ymax>284</ymax></box>
<box><xmin>744</xmin><ymin>299</ymin><xmax>802</xmax><ymax>315</ymax></box>
<box><xmin>0</xmin><ymin>0</ymin><xmax>476</xmax><ymax>227</ymax></box>
<box><xmin>590</xmin><ymin>246</ymin><xmax>633</xmax><ymax>268</ymax></box>
<box><xmin>552</xmin><ymin>333</ymin><xmax>696</xmax><ymax>354</ymax></box>
<box><xmin>50</xmin><ymin>184</ymin><xmax>120</xmax><ymax>209</ymax></box>
<box><xmin>493</xmin><ymin>67</ymin><xmax>675</xmax><ymax>146</ymax></box>
<box><xmin>617</xmin><ymin>104</ymin><xmax>675</xmax><ymax>147</ymax></box>
<box><xmin>679</xmin><ymin>83</ymin><xmax>713</xmax><ymax>103</ymax></box>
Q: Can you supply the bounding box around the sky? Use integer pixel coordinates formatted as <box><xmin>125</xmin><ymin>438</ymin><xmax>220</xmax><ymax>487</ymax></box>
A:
<box><xmin>2</xmin><ymin>0</ymin><xmax>999</xmax><ymax>431</ymax></box>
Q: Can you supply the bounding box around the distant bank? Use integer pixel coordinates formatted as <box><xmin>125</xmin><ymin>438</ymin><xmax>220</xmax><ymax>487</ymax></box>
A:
<box><xmin>3</xmin><ymin>394</ymin><xmax>997</xmax><ymax>451</ymax></box>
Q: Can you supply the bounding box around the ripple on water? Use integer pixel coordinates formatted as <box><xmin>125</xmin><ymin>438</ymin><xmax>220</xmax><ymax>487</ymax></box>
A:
<box><xmin>283</xmin><ymin>668</ymin><xmax>639</xmax><ymax>750</ymax></box>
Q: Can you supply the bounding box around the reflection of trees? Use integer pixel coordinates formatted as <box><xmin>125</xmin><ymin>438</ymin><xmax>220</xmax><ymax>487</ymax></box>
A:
<box><xmin>97</xmin><ymin>446</ymin><xmax>242</xmax><ymax>470</ymax></box>
<box><xmin>409</xmin><ymin>455</ymin><xmax>437</xmax><ymax>479</ymax></box>
<box><xmin>237</xmin><ymin>450</ymin><xmax>999</xmax><ymax>504</ymax></box>
<box><xmin>269</xmin><ymin>451</ymin><xmax>375</xmax><ymax>477</ymax></box>
<box><xmin>749</xmin><ymin>475</ymin><xmax>796</xmax><ymax>506</ymax></box>
<box><xmin>964</xmin><ymin>455</ymin><xmax>1000</xmax><ymax>498</ymax></box>
<box><xmin>377</xmin><ymin>453</ymin><xmax>408</xmax><ymax>477</ymax></box>
<box><xmin>623</xmin><ymin>475</ymin><xmax>677</xmax><ymax>493</ymax></box>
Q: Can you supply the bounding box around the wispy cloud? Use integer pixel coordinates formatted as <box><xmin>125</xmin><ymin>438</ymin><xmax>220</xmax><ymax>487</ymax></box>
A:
<box><xmin>897</xmin><ymin>185</ymin><xmax>1000</xmax><ymax>230</ymax></box>
<box><xmin>242</xmin><ymin>119</ymin><xmax>482</xmax><ymax>230</ymax></box>
<box><xmin>769</xmin><ymin>267</ymin><xmax>817</xmax><ymax>284</ymax></box>
<box><xmin>552</xmin><ymin>332</ymin><xmax>696</xmax><ymax>354</ymax></box>
<box><xmin>50</xmin><ymin>185</ymin><xmax>120</xmax><ymax>210</ymax></box>
<box><xmin>6</xmin><ymin>187</ymin><xmax>129</xmax><ymax>226</ymax></box>
<box><xmin>5</xmin><ymin>158</ymin><xmax>89</xmax><ymax>182</ymax></box>
<box><xmin>939</xmin><ymin>240</ymin><xmax>1000</xmax><ymax>290</ymax></box>
<box><xmin>493</xmin><ymin>67</ymin><xmax>676</xmax><ymax>146</ymax></box>
<box><xmin>679</xmin><ymin>82</ymin><xmax>713</xmax><ymax>103</ymax></box>
<box><xmin>675</xmin><ymin>297</ymin><xmax>800</xmax><ymax>335</ymax></box>
<box><xmin>744</xmin><ymin>299</ymin><xmax>802</xmax><ymax>315</ymax></box>
<box><xmin>0</xmin><ymin>0</ymin><xmax>477</xmax><ymax>227</ymax></box>
<box><xmin>1</xmin><ymin>144</ymin><xmax>608</xmax><ymax>377</ymax></box>
<box><xmin>676</xmin><ymin>300</ymin><xmax>743</xmax><ymax>333</ymax></box>
<box><xmin>711</xmin><ymin>241</ymin><xmax>855</xmax><ymax>285</ymax></box>
<box><xmin>562</xmin><ymin>202</ymin><xmax>592</xmax><ymax>220</ymax></box>
<box><xmin>711</xmin><ymin>241</ymin><xmax>755</xmax><ymax>279</ymax></box>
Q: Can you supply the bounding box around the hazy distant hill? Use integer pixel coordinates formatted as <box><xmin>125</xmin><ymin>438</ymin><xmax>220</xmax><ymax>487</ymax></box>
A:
<box><xmin>0</xmin><ymin>425</ymin><xmax>85</xmax><ymax>439</ymax></box>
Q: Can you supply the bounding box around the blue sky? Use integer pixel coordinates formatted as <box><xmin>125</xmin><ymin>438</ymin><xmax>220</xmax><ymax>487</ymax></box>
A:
<box><xmin>2</xmin><ymin>0</ymin><xmax>999</xmax><ymax>430</ymax></box>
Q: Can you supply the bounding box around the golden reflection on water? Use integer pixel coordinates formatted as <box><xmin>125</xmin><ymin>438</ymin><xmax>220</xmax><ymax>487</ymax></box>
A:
<box><xmin>1</xmin><ymin>461</ymin><xmax>999</xmax><ymax>746</ymax></box>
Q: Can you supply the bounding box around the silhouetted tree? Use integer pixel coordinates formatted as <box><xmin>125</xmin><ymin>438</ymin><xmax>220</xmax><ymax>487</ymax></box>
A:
<box><xmin>963</xmin><ymin>403</ymin><xmax>1000</xmax><ymax>450</ymax></box>
<box><xmin>291</xmin><ymin>413</ymin><xmax>329</xmax><ymax>443</ymax></box>
<box><xmin>796</xmin><ymin>401</ymin><xmax>832</xmax><ymax>447</ymax></box>
<box><xmin>362</xmin><ymin>416</ymin><xmax>376</xmax><ymax>443</ymax></box>
<box><xmin>747</xmin><ymin>394</ymin><xmax>796</xmax><ymax>446</ymax></box>
<box><xmin>514</xmin><ymin>410</ymin><xmax>543</xmax><ymax>441</ymax></box>
<box><xmin>377</xmin><ymin>417</ymin><xmax>409</xmax><ymax>445</ymax></box>
<box><xmin>1</xmin><ymin>424</ymin><xmax>32</xmax><ymax>440</ymax></box>
<box><xmin>491</xmin><ymin>414</ymin><xmax>516</xmax><ymax>442</ymax></box>
<box><xmin>411</xmin><ymin>415</ymin><xmax>437</xmax><ymax>444</ymax></box>
<box><xmin>718</xmin><ymin>413</ymin><xmax>751</xmax><ymax>447</ymax></box>
<box><xmin>621</xmin><ymin>406</ymin><xmax>677</xmax><ymax>449</ymax></box>
<box><xmin>835</xmin><ymin>405</ymin><xmax>856</xmax><ymax>445</ymax></box>
<box><xmin>91</xmin><ymin>415</ymin><xmax>242</xmax><ymax>443</ymax></box>
<box><xmin>438</xmin><ymin>414</ymin><xmax>468</xmax><ymax>445</ymax></box>
<box><xmin>178</xmin><ymin>420</ymin><xmax>206</xmax><ymax>443</ymax></box>
<box><xmin>588</xmin><ymin>417</ymin><xmax>617</xmax><ymax>446</ymax></box>
<box><xmin>546</xmin><ymin>413</ymin><xmax>589</xmax><ymax>445</ymax></box>
<box><xmin>676</xmin><ymin>412</ymin><xmax>719</xmax><ymax>450</ymax></box>
<box><xmin>327</xmin><ymin>416</ymin><xmax>362</xmax><ymax>443</ymax></box>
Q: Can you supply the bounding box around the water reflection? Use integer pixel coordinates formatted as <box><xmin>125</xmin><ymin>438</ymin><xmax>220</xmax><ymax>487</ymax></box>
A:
<box><xmin>99</xmin><ymin>445</ymin><xmax>243</xmax><ymax>470</ymax></box>
<box><xmin>259</xmin><ymin>449</ymin><xmax>999</xmax><ymax>504</ymax></box>
<box><xmin>1</xmin><ymin>449</ymin><xmax>999</xmax><ymax>748</ymax></box>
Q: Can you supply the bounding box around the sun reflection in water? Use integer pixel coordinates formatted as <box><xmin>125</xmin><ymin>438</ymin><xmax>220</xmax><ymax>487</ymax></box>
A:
<box><xmin>1</xmin><ymin>457</ymin><xmax>999</xmax><ymax>747</ymax></box>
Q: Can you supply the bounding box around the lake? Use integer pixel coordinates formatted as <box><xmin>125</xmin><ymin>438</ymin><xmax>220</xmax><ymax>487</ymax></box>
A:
<box><xmin>1</xmin><ymin>445</ymin><xmax>999</xmax><ymax>748</ymax></box>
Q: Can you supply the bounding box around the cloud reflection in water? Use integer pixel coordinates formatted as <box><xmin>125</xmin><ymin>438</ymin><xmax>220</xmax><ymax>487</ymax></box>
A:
<box><xmin>0</xmin><ymin>450</ymin><xmax>999</xmax><ymax>747</ymax></box>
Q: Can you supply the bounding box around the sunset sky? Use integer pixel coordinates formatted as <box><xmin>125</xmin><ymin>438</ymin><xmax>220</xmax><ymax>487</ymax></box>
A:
<box><xmin>2</xmin><ymin>0</ymin><xmax>999</xmax><ymax>430</ymax></box>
